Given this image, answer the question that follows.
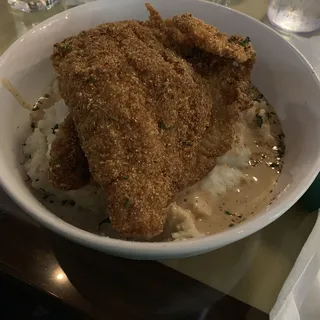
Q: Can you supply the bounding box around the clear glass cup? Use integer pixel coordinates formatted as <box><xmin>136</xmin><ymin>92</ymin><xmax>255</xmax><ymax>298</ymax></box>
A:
<box><xmin>208</xmin><ymin>0</ymin><xmax>243</xmax><ymax>5</ymax></box>
<box><xmin>268</xmin><ymin>0</ymin><xmax>320</xmax><ymax>33</ymax></box>
<box><xmin>7</xmin><ymin>0</ymin><xmax>60</xmax><ymax>12</ymax></box>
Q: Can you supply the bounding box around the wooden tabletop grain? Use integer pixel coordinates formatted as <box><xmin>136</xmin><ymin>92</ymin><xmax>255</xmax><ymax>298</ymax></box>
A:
<box><xmin>0</xmin><ymin>211</ymin><xmax>268</xmax><ymax>319</ymax></box>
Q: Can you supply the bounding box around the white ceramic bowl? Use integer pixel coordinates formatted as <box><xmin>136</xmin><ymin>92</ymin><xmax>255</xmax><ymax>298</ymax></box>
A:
<box><xmin>1</xmin><ymin>0</ymin><xmax>320</xmax><ymax>260</ymax></box>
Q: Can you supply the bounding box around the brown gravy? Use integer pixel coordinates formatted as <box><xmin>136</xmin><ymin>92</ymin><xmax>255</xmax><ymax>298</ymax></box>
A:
<box><xmin>167</xmin><ymin>95</ymin><xmax>285</xmax><ymax>239</ymax></box>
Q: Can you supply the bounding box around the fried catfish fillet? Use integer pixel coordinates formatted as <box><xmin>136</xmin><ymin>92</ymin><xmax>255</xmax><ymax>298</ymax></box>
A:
<box><xmin>48</xmin><ymin>114</ymin><xmax>90</xmax><ymax>190</ymax></box>
<box><xmin>51</xmin><ymin>4</ymin><xmax>255</xmax><ymax>238</ymax></box>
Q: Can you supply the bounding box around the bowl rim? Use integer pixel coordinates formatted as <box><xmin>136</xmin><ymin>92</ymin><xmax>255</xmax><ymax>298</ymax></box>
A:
<box><xmin>1</xmin><ymin>0</ymin><xmax>320</xmax><ymax>259</ymax></box>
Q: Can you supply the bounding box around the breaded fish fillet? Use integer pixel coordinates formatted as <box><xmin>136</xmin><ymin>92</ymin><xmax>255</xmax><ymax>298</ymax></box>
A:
<box><xmin>51</xmin><ymin>4</ymin><xmax>255</xmax><ymax>238</ymax></box>
<box><xmin>48</xmin><ymin>114</ymin><xmax>90</xmax><ymax>190</ymax></box>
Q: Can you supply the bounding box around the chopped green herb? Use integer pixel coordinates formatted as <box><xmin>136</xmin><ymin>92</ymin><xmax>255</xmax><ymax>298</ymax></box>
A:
<box><xmin>224</xmin><ymin>210</ymin><xmax>232</xmax><ymax>216</ymax></box>
<box><xmin>124</xmin><ymin>198</ymin><xmax>131</xmax><ymax>209</ymax></box>
<box><xmin>39</xmin><ymin>188</ymin><xmax>49</xmax><ymax>199</ymax></box>
<box><xmin>239</xmin><ymin>37</ymin><xmax>251</xmax><ymax>47</ymax></box>
<box><xmin>60</xmin><ymin>199</ymin><xmax>75</xmax><ymax>206</ymax></box>
<box><xmin>253</xmin><ymin>93</ymin><xmax>264</xmax><ymax>102</ymax></box>
<box><xmin>256</xmin><ymin>114</ymin><xmax>263</xmax><ymax>128</ymax></box>
<box><xmin>158</xmin><ymin>120</ymin><xmax>168</xmax><ymax>130</ymax></box>
<box><xmin>269</xmin><ymin>162</ymin><xmax>279</xmax><ymax>168</ymax></box>
<box><xmin>277</xmin><ymin>138</ymin><xmax>285</xmax><ymax>158</ymax></box>
<box><xmin>123</xmin><ymin>175</ymin><xmax>129</xmax><ymax>180</ymax></box>
<box><xmin>182</xmin><ymin>140</ymin><xmax>193</xmax><ymax>147</ymax></box>
<box><xmin>87</xmin><ymin>75</ymin><xmax>97</xmax><ymax>83</ymax></box>
<box><xmin>52</xmin><ymin>124</ymin><xmax>59</xmax><ymax>134</ymax></box>
<box><xmin>61</xmin><ymin>43</ymin><xmax>72</xmax><ymax>53</ymax></box>
<box><xmin>98</xmin><ymin>217</ymin><xmax>111</xmax><ymax>229</ymax></box>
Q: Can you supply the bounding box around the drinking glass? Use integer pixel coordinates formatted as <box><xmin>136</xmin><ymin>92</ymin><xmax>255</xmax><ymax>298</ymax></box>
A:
<box><xmin>7</xmin><ymin>0</ymin><xmax>60</xmax><ymax>12</ymax></box>
<box><xmin>268</xmin><ymin>0</ymin><xmax>320</xmax><ymax>32</ymax></box>
<box><xmin>208</xmin><ymin>0</ymin><xmax>243</xmax><ymax>5</ymax></box>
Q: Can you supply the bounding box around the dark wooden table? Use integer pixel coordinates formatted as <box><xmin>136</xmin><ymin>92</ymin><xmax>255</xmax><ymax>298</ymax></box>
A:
<box><xmin>0</xmin><ymin>210</ymin><xmax>268</xmax><ymax>320</ymax></box>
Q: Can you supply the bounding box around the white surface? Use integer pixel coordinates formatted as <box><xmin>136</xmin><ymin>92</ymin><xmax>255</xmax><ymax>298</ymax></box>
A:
<box><xmin>271</xmin><ymin>210</ymin><xmax>320</xmax><ymax>320</ymax></box>
<box><xmin>268</xmin><ymin>28</ymin><xmax>320</xmax><ymax>320</ymax></box>
<box><xmin>0</xmin><ymin>0</ymin><xmax>320</xmax><ymax>260</ymax></box>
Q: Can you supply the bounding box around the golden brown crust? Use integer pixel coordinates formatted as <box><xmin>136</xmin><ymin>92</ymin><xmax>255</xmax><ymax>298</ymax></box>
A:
<box><xmin>146</xmin><ymin>3</ymin><xmax>255</xmax><ymax>64</ymax></box>
<box><xmin>48</xmin><ymin>114</ymin><xmax>90</xmax><ymax>191</ymax></box>
<box><xmin>51</xmin><ymin>5</ymin><xmax>255</xmax><ymax>238</ymax></box>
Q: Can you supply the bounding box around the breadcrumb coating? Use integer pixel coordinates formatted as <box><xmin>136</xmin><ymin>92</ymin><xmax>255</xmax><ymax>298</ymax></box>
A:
<box><xmin>51</xmin><ymin>4</ymin><xmax>255</xmax><ymax>238</ymax></box>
